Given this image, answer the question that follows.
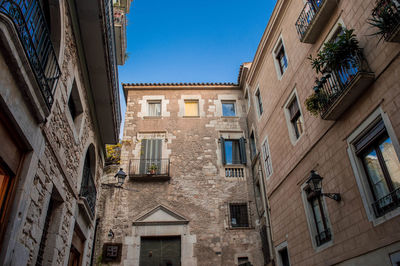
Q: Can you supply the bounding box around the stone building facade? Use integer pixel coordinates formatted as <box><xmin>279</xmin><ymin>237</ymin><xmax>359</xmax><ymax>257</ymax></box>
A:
<box><xmin>0</xmin><ymin>0</ymin><xmax>129</xmax><ymax>265</ymax></box>
<box><xmin>95</xmin><ymin>84</ymin><xmax>266</xmax><ymax>265</ymax></box>
<box><xmin>242</xmin><ymin>0</ymin><xmax>400</xmax><ymax>265</ymax></box>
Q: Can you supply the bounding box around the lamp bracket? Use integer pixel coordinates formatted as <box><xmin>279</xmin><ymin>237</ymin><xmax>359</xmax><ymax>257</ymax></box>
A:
<box><xmin>322</xmin><ymin>192</ymin><xmax>341</xmax><ymax>202</ymax></box>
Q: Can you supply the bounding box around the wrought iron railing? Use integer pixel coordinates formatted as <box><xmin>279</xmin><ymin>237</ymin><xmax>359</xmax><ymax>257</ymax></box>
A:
<box><xmin>315</xmin><ymin>228</ymin><xmax>331</xmax><ymax>246</ymax></box>
<box><xmin>0</xmin><ymin>0</ymin><xmax>61</xmax><ymax>109</ymax></box>
<box><xmin>129</xmin><ymin>159</ymin><xmax>170</xmax><ymax>177</ymax></box>
<box><xmin>104</xmin><ymin>0</ymin><xmax>121</xmax><ymax>131</ymax></box>
<box><xmin>80</xmin><ymin>167</ymin><xmax>97</xmax><ymax>215</ymax></box>
<box><xmin>313</xmin><ymin>50</ymin><xmax>369</xmax><ymax>117</ymax></box>
<box><xmin>371</xmin><ymin>0</ymin><xmax>400</xmax><ymax>41</ymax></box>
<box><xmin>295</xmin><ymin>0</ymin><xmax>324</xmax><ymax>40</ymax></box>
<box><xmin>372</xmin><ymin>187</ymin><xmax>400</xmax><ymax>217</ymax></box>
<box><xmin>225</xmin><ymin>167</ymin><xmax>245</xmax><ymax>178</ymax></box>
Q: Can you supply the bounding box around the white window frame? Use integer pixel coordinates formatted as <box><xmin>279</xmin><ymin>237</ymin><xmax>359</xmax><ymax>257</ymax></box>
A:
<box><xmin>261</xmin><ymin>135</ymin><xmax>273</xmax><ymax>178</ymax></box>
<box><xmin>272</xmin><ymin>36</ymin><xmax>288</xmax><ymax>80</ymax></box>
<box><xmin>147</xmin><ymin>100</ymin><xmax>162</xmax><ymax>117</ymax></box>
<box><xmin>275</xmin><ymin>241</ymin><xmax>291</xmax><ymax>266</ymax></box>
<box><xmin>300</xmin><ymin>182</ymin><xmax>334</xmax><ymax>252</ymax></box>
<box><xmin>347</xmin><ymin>107</ymin><xmax>400</xmax><ymax>226</ymax></box>
<box><xmin>284</xmin><ymin>89</ymin><xmax>304</xmax><ymax>145</ymax></box>
<box><xmin>254</xmin><ymin>85</ymin><xmax>263</xmax><ymax>118</ymax></box>
<box><xmin>221</xmin><ymin>100</ymin><xmax>237</xmax><ymax>117</ymax></box>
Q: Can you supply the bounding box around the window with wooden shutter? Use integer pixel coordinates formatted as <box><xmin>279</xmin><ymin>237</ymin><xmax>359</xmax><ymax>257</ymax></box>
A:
<box><xmin>184</xmin><ymin>100</ymin><xmax>199</xmax><ymax>117</ymax></box>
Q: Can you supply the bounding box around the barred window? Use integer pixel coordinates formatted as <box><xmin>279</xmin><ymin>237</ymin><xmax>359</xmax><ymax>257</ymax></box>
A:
<box><xmin>229</xmin><ymin>203</ymin><xmax>250</xmax><ymax>228</ymax></box>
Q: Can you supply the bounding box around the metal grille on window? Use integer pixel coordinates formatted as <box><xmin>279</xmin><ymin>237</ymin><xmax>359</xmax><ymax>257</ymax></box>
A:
<box><xmin>80</xmin><ymin>156</ymin><xmax>97</xmax><ymax>215</ymax></box>
<box><xmin>35</xmin><ymin>198</ymin><xmax>54</xmax><ymax>266</ymax></box>
<box><xmin>229</xmin><ymin>203</ymin><xmax>250</xmax><ymax>228</ymax></box>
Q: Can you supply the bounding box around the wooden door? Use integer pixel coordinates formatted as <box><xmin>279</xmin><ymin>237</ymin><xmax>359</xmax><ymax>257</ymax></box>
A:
<box><xmin>139</xmin><ymin>236</ymin><xmax>181</xmax><ymax>266</ymax></box>
<box><xmin>68</xmin><ymin>228</ymin><xmax>85</xmax><ymax>266</ymax></box>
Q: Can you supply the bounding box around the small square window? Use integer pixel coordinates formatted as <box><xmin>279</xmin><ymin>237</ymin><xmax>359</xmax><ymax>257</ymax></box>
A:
<box><xmin>102</xmin><ymin>243</ymin><xmax>122</xmax><ymax>262</ymax></box>
<box><xmin>184</xmin><ymin>100</ymin><xmax>199</xmax><ymax>117</ymax></box>
<box><xmin>222</xmin><ymin>101</ymin><xmax>236</xmax><ymax>116</ymax></box>
<box><xmin>148</xmin><ymin>101</ymin><xmax>161</xmax><ymax>117</ymax></box>
<box><xmin>255</xmin><ymin>88</ymin><xmax>263</xmax><ymax>117</ymax></box>
<box><xmin>277</xmin><ymin>247</ymin><xmax>290</xmax><ymax>266</ymax></box>
<box><xmin>229</xmin><ymin>203</ymin><xmax>250</xmax><ymax>228</ymax></box>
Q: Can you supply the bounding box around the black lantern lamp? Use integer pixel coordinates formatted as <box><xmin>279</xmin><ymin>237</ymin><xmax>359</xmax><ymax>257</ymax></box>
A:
<box><xmin>108</xmin><ymin>229</ymin><xmax>114</xmax><ymax>239</ymax></box>
<box><xmin>115</xmin><ymin>168</ymin><xmax>127</xmax><ymax>187</ymax></box>
<box><xmin>306</xmin><ymin>170</ymin><xmax>341</xmax><ymax>202</ymax></box>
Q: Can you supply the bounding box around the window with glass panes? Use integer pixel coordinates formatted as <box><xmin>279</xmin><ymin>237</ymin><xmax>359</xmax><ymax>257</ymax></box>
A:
<box><xmin>148</xmin><ymin>101</ymin><xmax>161</xmax><ymax>117</ymax></box>
<box><xmin>287</xmin><ymin>97</ymin><xmax>303</xmax><ymax>139</ymax></box>
<box><xmin>354</xmin><ymin>119</ymin><xmax>400</xmax><ymax>217</ymax></box>
<box><xmin>220</xmin><ymin>137</ymin><xmax>247</xmax><ymax>165</ymax></box>
<box><xmin>275</xmin><ymin>42</ymin><xmax>288</xmax><ymax>75</ymax></box>
<box><xmin>222</xmin><ymin>101</ymin><xmax>236</xmax><ymax>116</ymax></box>
<box><xmin>304</xmin><ymin>185</ymin><xmax>331</xmax><ymax>246</ymax></box>
<box><xmin>262</xmin><ymin>138</ymin><xmax>273</xmax><ymax>178</ymax></box>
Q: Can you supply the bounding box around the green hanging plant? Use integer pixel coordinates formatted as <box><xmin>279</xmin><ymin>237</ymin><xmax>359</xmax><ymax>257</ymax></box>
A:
<box><xmin>368</xmin><ymin>0</ymin><xmax>400</xmax><ymax>42</ymax></box>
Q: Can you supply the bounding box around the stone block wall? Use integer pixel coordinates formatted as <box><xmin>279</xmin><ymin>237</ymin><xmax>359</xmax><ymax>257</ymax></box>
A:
<box><xmin>244</xmin><ymin>0</ymin><xmax>400</xmax><ymax>265</ymax></box>
<box><xmin>95</xmin><ymin>85</ymin><xmax>265</xmax><ymax>265</ymax></box>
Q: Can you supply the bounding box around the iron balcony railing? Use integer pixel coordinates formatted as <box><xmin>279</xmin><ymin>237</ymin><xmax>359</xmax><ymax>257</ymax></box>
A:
<box><xmin>104</xmin><ymin>0</ymin><xmax>121</xmax><ymax>131</ymax></box>
<box><xmin>315</xmin><ymin>228</ymin><xmax>331</xmax><ymax>246</ymax></box>
<box><xmin>372</xmin><ymin>187</ymin><xmax>400</xmax><ymax>218</ymax></box>
<box><xmin>0</xmin><ymin>0</ymin><xmax>61</xmax><ymax>109</ymax></box>
<box><xmin>129</xmin><ymin>159</ymin><xmax>170</xmax><ymax>177</ymax></box>
<box><xmin>314</xmin><ymin>50</ymin><xmax>370</xmax><ymax>117</ymax></box>
<box><xmin>80</xmin><ymin>167</ymin><xmax>97</xmax><ymax>216</ymax></box>
<box><xmin>371</xmin><ymin>0</ymin><xmax>400</xmax><ymax>41</ymax></box>
<box><xmin>295</xmin><ymin>0</ymin><xmax>324</xmax><ymax>40</ymax></box>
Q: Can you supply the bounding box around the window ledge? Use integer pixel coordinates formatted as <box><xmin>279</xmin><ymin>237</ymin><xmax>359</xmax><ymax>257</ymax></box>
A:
<box><xmin>371</xmin><ymin>207</ymin><xmax>400</xmax><ymax>227</ymax></box>
<box><xmin>77</xmin><ymin>197</ymin><xmax>95</xmax><ymax>223</ymax></box>
<box><xmin>183</xmin><ymin>116</ymin><xmax>200</xmax><ymax>118</ymax></box>
<box><xmin>227</xmin><ymin>227</ymin><xmax>254</xmax><ymax>230</ymax></box>
<box><xmin>143</xmin><ymin>116</ymin><xmax>161</xmax><ymax>119</ymax></box>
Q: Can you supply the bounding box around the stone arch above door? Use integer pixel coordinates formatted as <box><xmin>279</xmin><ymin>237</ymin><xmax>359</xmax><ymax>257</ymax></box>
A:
<box><xmin>124</xmin><ymin>205</ymin><xmax>197</xmax><ymax>266</ymax></box>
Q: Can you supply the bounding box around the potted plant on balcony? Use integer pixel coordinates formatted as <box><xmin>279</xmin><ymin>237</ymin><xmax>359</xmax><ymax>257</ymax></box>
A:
<box><xmin>368</xmin><ymin>0</ymin><xmax>400</xmax><ymax>42</ymax></box>
<box><xmin>305</xmin><ymin>28</ymin><xmax>361</xmax><ymax>116</ymax></box>
<box><xmin>148</xmin><ymin>164</ymin><xmax>158</xmax><ymax>175</ymax></box>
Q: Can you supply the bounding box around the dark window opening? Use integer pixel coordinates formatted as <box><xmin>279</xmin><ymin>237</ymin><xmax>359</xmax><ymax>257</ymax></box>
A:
<box><xmin>238</xmin><ymin>257</ymin><xmax>253</xmax><ymax>266</ymax></box>
<box><xmin>255</xmin><ymin>89</ymin><xmax>263</xmax><ymax>115</ymax></box>
<box><xmin>250</xmin><ymin>132</ymin><xmax>257</xmax><ymax>160</ymax></box>
<box><xmin>102</xmin><ymin>243</ymin><xmax>122</xmax><ymax>263</ymax></box>
<box><xmin>229</xmin><ymin>203</ymin><xmax>250</xmax><ymax>228</ymax></box>
<box><xmin>68</xmin><ymin>80</ymin><xmax>83</xmax><ymax>128</ymax></box>
<box><xmin>80</xmin><ymin>149</ymin><xmax>96</xmax><ymax>215</ymax></box>
<box><xmin>288</xmin><ymin>97</ymin><xmax>303</xmax><ymax>139</ymax></box>
<box><xmin>278</xmin><ymin>247</ymin><xmax>290</xmax><ymax>266</ymax></box>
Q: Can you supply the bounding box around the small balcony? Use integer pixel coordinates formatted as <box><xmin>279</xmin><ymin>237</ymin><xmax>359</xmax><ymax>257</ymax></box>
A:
<box><xmin>313</xmin><ymin>51</ymin><xmax>375</xmax><ymax>120</ymax></box>
<box><xmin>370</xmin><ymin>0</ymin><xmax>400</xmax><ymax>42</ymax></box>
<box><xmin>0</xmin><ymin>0</ymin><xmax>61</xmax><ymax>110</ymax></box>
<box><xmin>315</xmin><ymin>228</ymin><xmax>331</xmax><ymax>246</ymax></box>
<box><xmin>295</xmin><ymin>0</ymin><xmax>338</xmax><ymax>43</ymax></box>
<box><xmin>372</xmin><ymin>187</ymin><xmax>400</xmax><ymax>218</ymax></box>
<box><xmin>128</xmin><ymin>159</ymin><xmax>171</xmax><ymax>181</ymax></box>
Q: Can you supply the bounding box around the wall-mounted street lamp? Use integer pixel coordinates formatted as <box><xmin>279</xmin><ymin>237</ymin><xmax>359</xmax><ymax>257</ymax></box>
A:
<box><xmin>306</xmin><ymin>170</ymin><xmax>341</xmax><ymax>202</ymax></box>
<box><xmin>115</xmin><ymin>168</ymin><xmax>127</xmax><ymax>187</ymax></box>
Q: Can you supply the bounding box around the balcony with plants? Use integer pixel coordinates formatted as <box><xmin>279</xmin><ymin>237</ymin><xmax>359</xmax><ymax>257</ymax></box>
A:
<box><xmin>128</xmin><ymin>158</ymin><xmax>171</xmax><ymax>181</ymax></box>
<box><xmin>295</xmin><ymin>0</ymin><xmax>338</xmax><ymax>43</ymax></box>
<box><xmin>369</xmin><ymin>0</ymin><xmax>400</xmax><ymax>42</ymax></box>
<box><xmin>305</xmin><ymin>29</ymin><xmax>375</xmax><ymax>120</ymax></box>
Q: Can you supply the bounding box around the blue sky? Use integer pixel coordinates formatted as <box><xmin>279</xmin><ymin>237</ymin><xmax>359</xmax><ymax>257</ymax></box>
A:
<box><xmin>118</xmin><ymin>0</ymin><xmax>276</xmax><ymax>138</ymax></box>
